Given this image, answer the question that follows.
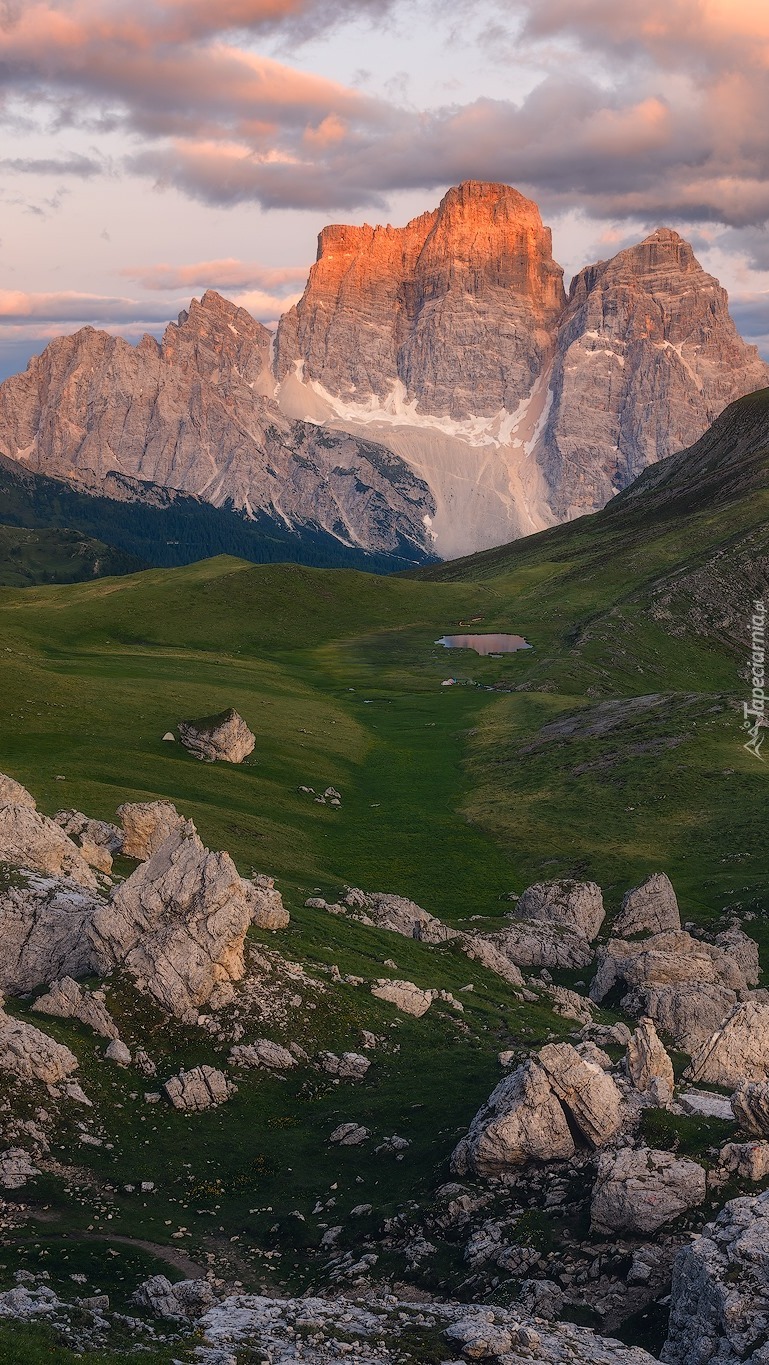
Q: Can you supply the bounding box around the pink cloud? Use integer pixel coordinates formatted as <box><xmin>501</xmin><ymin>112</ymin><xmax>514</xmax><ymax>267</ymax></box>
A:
<box><xmin>120</xmin><ymin>259</ymin><xmax>309</xmax><ymax>291</ymax></box>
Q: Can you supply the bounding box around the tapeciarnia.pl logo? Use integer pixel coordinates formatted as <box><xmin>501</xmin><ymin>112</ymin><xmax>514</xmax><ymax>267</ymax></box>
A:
<box><xmin>743</xmin><ymin>598</ymin><xmax>767</xmax><ymax>761</ymax></box>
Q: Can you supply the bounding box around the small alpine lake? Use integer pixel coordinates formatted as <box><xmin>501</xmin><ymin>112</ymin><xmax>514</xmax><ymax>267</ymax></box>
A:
<box><xmin>435</xmin><ymin>633</ymin><xmax>532</xmax><ymax>656</ymax></box>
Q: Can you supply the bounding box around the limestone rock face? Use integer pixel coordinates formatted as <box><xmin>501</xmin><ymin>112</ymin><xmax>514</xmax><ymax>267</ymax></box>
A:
<box><xmin>625</xmin><ymin>982</ymin><xmax>738</xmax><ymax>1054</ymax></box>
<box><xmin>0</xmin><ymin>806</ymin><xmax>98</xmax><ymax>889</ymax></box>
<box><xmin>0</xmin><ymin>1148</ymin><xmax>39</xmax><ymax>1190</ymax></box>
<box><xmin>591</xmin><ymin>931</ymin><xmax>747</xmax><ymax>1004</ymax></box>
<box><xmin>720</xmin><ymin>1140</ymin><xmax>769</xmax><ymax>1181</ymax></box>
<box><xmin>371</xmin><ymin>978</ymin><xmax>433</xmax><ymax>1017</ymax></box>
<box><xmin>591</xmin><ymin>1147</ymin><xmax>706</xmax><ymax>1235</ymax></box>
<box><xmin>537</xmin><ymin>1043</ymin><xmax>624</xmax><ymax>1148</ymax></box>
<box><xmin>343</xmin><ymin>888</ymin><xmax>458</xmax><ymax>944</ymax></box>
<box><xmin>133</xmin><ymin>1275</ymin><xmax>216</xmax><ymax>1320</ymax></box>
<box><xmin>486</xmin><ymin>920</ymin><xmax>595</xmax><ymax>971</ymax></box>
<box><xmin>714</xmin><ymin>928</ymin><xmax>760</xmax><ymax>988</ymax></box>
<box><xmin>626</xmin><ymin>1017</ymin><xmax>675</xmax><ymax>1099</ymax></box>
<box><xmin>0</xmin><ymin>1007</ymin><xmax>79</xmax><ymax>1084</ymax></box>
<box><xmin>117</xmin><ymin>800</ymin><xmax>184</xmax><ymax>861</ymax></box>
<box><xmin>543</xmin><ymin>229</ymin><xmax>769</xmax><ymax>519</ymax></box>
<box><xmin>662</xmin><ymin>1191</ymin><xmax>769</xmax><ymax>1365</ymax></box>
<box><xmin>515</xmin><ymin>879</ymin><xmax>605</xmax><ymax>940</ymax></box>
<box><xmin>460</xmin><ymin>935</ymin><xmax>525</xmax><ymax>987</ymax></box>
<box><xmin>32</xmin><ymin>977</ymin><xmax>118</xmax><ymax>1040</ymax></box>
<box><xmin>88</xmin><ymin>822</ymin><xmax>252</xmax><ymax>1021</ymax></box>
<box><xmin>178</xmin><ymin>709</ymin><xmax>255</xmax><ymax>764</ymax></box>
<box><xmin>276</xmin><ymin>181</ymin><xmax>567</xmax><ymax>422</ymax></box>
<box><xmin>0</xmin><ymin>290</ymin><xmax>436</xmax><ymax>563</ymax></box>
<box><xmin>0</xmin><ymin>871</ymin><xmax>100</xmax><ymax>994</ymax></box>
<box><xmin>0</xmin><ymin>774</ymin><xmax>36</xmax><ymax>809</ymax></box>
<box><xmin>54</xmin><ymin>810</ymin><xmax>122</xmax><ymax>856</ymax></box>
<box><xmin>164</xmin><ymin>1065</ymin><xmax>233</xmax><ymax>1111</ymax></box>
<box><xmin>732</xmin><ymin>1081</ymin><xmax>769</xmax><ymax>1137</ymax></box>
<box><xmin>452</xmin><ymin>1059</ymin><xmax>576</xmax><ymax>1176</ymax></box>
<box><xmin>228</xmin><ymin>1040</ymin><xmax>295</xmax><ymax>1071</ymax></box>
<box><xmin>613</xmin><ymin>874</ymin><xmax>681</xmax><ymax>938</ymax></box>
<box><xmin>686</xmin><ymin>1003</ymin><xmax>769</xmax><ymax>1088</ymax></box>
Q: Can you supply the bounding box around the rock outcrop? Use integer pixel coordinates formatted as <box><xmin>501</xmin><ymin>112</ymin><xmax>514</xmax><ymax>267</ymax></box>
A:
<box><xmin>0</xmin><ymin>1148</ymin><xmax>39</xmax><ymax>1190</ymax></box>
<box><xmin>370</xmin><ymin>979</ymin><xmax>433</xmax><ymax>1017</ymax></box>
<box><xmin>342</xmin><ymin>888</ymin><xmax>459</xmax><ymax>943</ymax></box>
<box><xmin>719</xmin><ymin>1140</ymin><xmax>769</xmax><ymax>1182</ymax></box>
<box><xmin>246</xmin><ymin>876</ymin><xmax>290</xmax><ymax>931</ymax></box>
<box><xmin>164</xmin><ymin>1066</ymin><xmax>233</xmax><ymax>1111</ymax></box>
<box><xmin>0</xmin><ymin>1007</ymin><xmax>79</xmax><ymax>1084</ymax></box>
<box><xmin>514</xmin><ymin>879</ymin><xmax>605</xmax><ymax>940</ymax></box>
<box><xmin>484</xmin><ymin>920</ymin><xmax>595</xmax><ymax>971</ymax></box>
<box><xmin>133</xmin><ymin>1275</ymin><xmax>217</xmax><ymax>1320</ymax></box>
<box><xmin>117</xmin><ymin>800</ymin><xmax>184</xmax><ymax>861</ymax></box>
<box><xmin>590</xmin><ymin>932</ymin><xmax>748</xmax><ymax>1016</ymax></box>
<box><xmin>663</xmin><ymin>1191</ymin><xmax>769</xmax><ymax>1365</ymax></box>
<box><xmin>32</xmin><ymin>977</ymin><xmax>118</xmax><ymax>1040</ymax></box>
<box><xmin>0</xmin><ymin>870</ymin><xmax>100</xmax><ymax>994</ymax></box>
<box><xmin>178</xmin><ymin>709</ymin><xmax>255</xmax><ymax>764</ymax></box>
<box><xmin>537</xmin><ymin>1043</ymin><xmax>624</xmax><ymax>1148</ymax></box>
<box><xmin>624</xmin><ymin>982</ymin><xmax>738</xmax><ymax>1054</ymax></box>
<box><xmin>626</xmin><ymin>1017</ymin><xmax>675</xmax><ymax>1100</ymax></box>
<box><xmin>452</xmin><ymin>1060</ymin><xmax>576</xmax><ymax>1175</ymax></box>
<box><xmin>89</xmin><ymin>822</ymin><xmax>252</xmax><ymax>1021</ymax></box>
<box><xmin>612</xmin><ymin>874</ymin><xmax>681</xmax><ymax>938</ymax></box>
<box><xmin>731</xmin><ymin>1080</ymin><xmax>769</xmax><ymax>1137</ymax></box>
<box><xmin>686</xmin><ymin>1003</ymin><xmax>769</xmax><ymax>1088</ymax></box>
<box><xmin>0</xmin><ymin>805</ymin><xmax>98</xmax><ymax>889</ymax></box>
<box><xmin>0</xmin><ymin>774</ymin><xmax>36</xmax><ymax>809</ymax></box>
<box><xmin>591</xmin><ymin>1147</ymin><xmax>706</xmax><ymax>1235</ymax></box>
<box><xmin>228</xmin><ymin>1040</ymin><xmax>295</xmax><ymax>1071</ymax></box>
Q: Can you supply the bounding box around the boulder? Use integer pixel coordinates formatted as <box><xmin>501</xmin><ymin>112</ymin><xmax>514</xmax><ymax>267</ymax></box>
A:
<box><xmin>0</xmin><ymin>806</ymin><xmax>97</xmax><ymax>889</ymax></box>
<box><xmin>178</xmin><ymin>708</ymin><xmax>255</xmax><ymax>763</ymax></box>
<box><xmin>105</xmin><ymin>1039</ymin><xmax>131</xmax><ymax>1065</ymax></box>
<box><xmin>371</xmin><ymin>978</ymin><xmax>433</xmax><ymax>1016</ymax></box>
<box><xmin>624</xmin><ymin>982</ymin><xmax>738</xmax><ymax>1054</ymax></box>
<box><xmin>246</xmin><ymin>875</ymin><xmax>290</xmax><ymax>931</ymax></box>
<box><xmin>515</xmin><ymin>878</ymin><xmax>605</xmax><ymax>940</ymax></box>
<box><xmin>329</xmin><ymin>1122</ymin><xmax>369</xmax><ymax>1145</ymax></box>
<box><xmin>0</xmin><ymin>1148</ymin><xmax>39</xmax><ymax>1190</ymax></box>
<box><xmin>228</xmin><ymin>1040</ymin><xmax>295</xmax><ymax>1070</ymax></box>
<box><xmin>164</xmin><ymin>1065</ymin><xmax>233</xmax><ymax>1110</ymax></box>
<box><xmin>116</xmin><ymin>800</ymin><xmax>184</xmax><ymax>861</ymax></box>
<box><xmin>547</xmin><ymin>985</ymin><xmax>596</xmax><ymax>1025</ymax></box>
<box><xmin>626</xmin><ymin>1017</ymin><xmax>675</xmax><ymax>1099</ymax></box>
<box><xmin>731</xmin><ymin>1080</ymin><xmax>769</xmax><ymax>1136</ymax></box>
<box><xmin>318</xmin><ymin>1051</ymin><xmax>371</xmax><ymax>1080</ymax></box>
<box><xmin>0</xmin><ymin>1007</ymin><xmax>79</xmax><ymax>1084</ymax></box>
<box><xmin>713</xmin><ymin>928</ymin><xmax>760</xmax><ymax>988</ymax></box>
<box><xmin>662</xmin><ymin>1191</ymin><xmax>769</xmax><ymax>1365</ymax></box>
<box><xmin>133</xmin><ymin>1275</ymin><xmax>216</xmax><ymax>1320</ymax></box>
<box><xmin>88</xmin><ymin>822</ymin><xmax>252</xmax><ymax>1022</ymax></box>
<box><xmin>612</xmin><ymin>873</ymin><xmax>681</xmax><ymax>937</ymax></box>
<box><xmin>481</xmin><ymin>920</ymin><xmax>594</xmax><ymax>971</ymax></box>
<box><xmin>686</xmin><ymin>1002</ymin><xmax>769</xmax><ymax>1088</ymax></box>
<box><xmin>538</xmin><ymin>1042</ymin><xmax>624</xmax><ymax>1147</ymax></box>
<box><xmin>591</xmin><ymin>1147</ymin><xmax>706</xmax><ymax>1234</ymax></box>
<box><xmin>0</xmin><ymin>774</ymin><xmax>36</xmax><ymax>809</ymax></box>
<box><xmin>719</xmin><ymin>1141</ymin><xmax>769</xmax><ymax>1182</ymax></box>
<box><xmin>0</xmin><ymin>871</ymin><xmax>101</xmax><ymax>994</ymax></box>
<box><xmin>591</xmin><ymin>931</ymin><xmax>748</xmax><ymax>1004</ymax></box>
<box><xmin>54</xmin><ymin>810</ymin><xmax>122</xmax><ymax>855</ymax></box>
<box><xmin>459</xmin><ymin>935</ymin><xmax>525</xmax><ymax>987</ymax></box>
<box><xmin>342</xmin><ymin>888</ymin><xmax>459</xmax><ymax>943</ymax></box>
<box><xmin>32</xmin><ymin>977</ymin><xmax>119</xmax><ymax>1040</ymax></box>
<box><xmin>452</xmin><ymin>1060</ymin><xmax>576</xmax><ymax>1176</ymax></box>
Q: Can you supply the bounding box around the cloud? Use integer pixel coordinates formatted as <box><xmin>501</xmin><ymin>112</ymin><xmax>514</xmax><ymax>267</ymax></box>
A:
<box><xmin>120</xmin><ymin>258</ymin><xmax>309</xmax><ymax>291</ymax></box>
<box><xmin>0</xmin><ymin>153</ymin><xmax>102</xmax><ymax>176</ymax></box>
<box><xmin>0</xmin><ymin>290</ymin><xmax>177</xmax><ymax>323</ymax></box>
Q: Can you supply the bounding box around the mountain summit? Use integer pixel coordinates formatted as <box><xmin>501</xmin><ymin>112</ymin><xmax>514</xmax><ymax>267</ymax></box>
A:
<box><xmin>0</xmin><ymin>184</ymin><xmax>765</xmax><ymax>562</ymax></box>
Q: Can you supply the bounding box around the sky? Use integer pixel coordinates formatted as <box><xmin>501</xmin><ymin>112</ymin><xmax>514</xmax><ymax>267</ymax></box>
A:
<box><xmin>3</xmin><ymin>0</ymin><xmax>769</xmax><ymax>379</ymax></box>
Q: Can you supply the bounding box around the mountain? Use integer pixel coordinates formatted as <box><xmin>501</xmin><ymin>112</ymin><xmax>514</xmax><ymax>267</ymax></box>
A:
<box><xmin>0</xmin><ymin>291</ymin><xmax>436</xmax><ymax>566</ymax></box>
<box><xmin>0</xmin><ymin>183</ymin><xmax>765</xmax><ymax>565</ymax></box>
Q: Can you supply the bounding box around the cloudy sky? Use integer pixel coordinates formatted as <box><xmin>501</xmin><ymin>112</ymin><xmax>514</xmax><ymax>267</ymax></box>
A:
<box><xmin>3</xmin><ymin>0</ymin><xmax>769</xmax><ymax>378</ymax></box>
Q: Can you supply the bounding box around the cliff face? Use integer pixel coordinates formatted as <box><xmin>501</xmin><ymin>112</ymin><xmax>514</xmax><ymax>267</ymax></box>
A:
<box><xmin>276</xmin><ymin>181</ymin><xmax>567</xmax><ymax>421</ymax></box>
<box><xmin>0</xmin><ymin>291</ymin><xmax>436</xmax><ymax>561</ymax></box>
<box><xmin>542</xmin><ymin>228</ymin><xmax>769</xmax><ymax>517</ymax></box>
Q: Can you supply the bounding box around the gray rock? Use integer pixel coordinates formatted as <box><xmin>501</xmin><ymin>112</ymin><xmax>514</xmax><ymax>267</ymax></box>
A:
<box><xmin>613</xmin><ymin>873</ymin><xmax>681</xmax><ymax>937</ymax></box>
<box><xmin>0</xmin><ymin>873</ymin><xmax>101</xmax><ymax>994</ymax></box>
<box><xmin>0</xmin><ymin>1007</ymin><xmax>79</xmax><ymax>1084</ymax></box>
<box><xmin>591</xmin><ymin>1147</ymin><xmax>706</xmax><ymax>1235</ymax></box>
<box><xmin>719</xmin><ymin>1141</ymin><xmax>769</xmax><ymax>1182</ymax></box>
<box><xmin>89</xmin><ymin>822</ymin><xmax>252</xmax><ymax>1022</ymax></box>
<box><xmin>133</xmin><ymin>1274</ymin><xmax>216</xmax><ymax>1319</ymax></box>
<box><xmin>515</xmin><ymin>878</ymin><xmax>605</xmax><ymax>940</ymax></box>
<box><xmin>626</xmin><ymin>1017</ymin><xmax>674</xmax><ymax>1099</ymax></box>
<box><xmin>538</xmin><ymin>1042</ymin><xmax>624</xmax><ymax>1148</ymax></box>
<box><xmin>32</xmin><ymin>976</ymin><xmax>119</xmax><ymax>1040</ymax></box>
<box><xmin>116</xmin><ymin>800</ymin><xmax>184</xmax><ymax>861</ymax></box>
<box><xmin>178</xmin><ymin>708</ymin><xmax>255</xmax><ymax>764</ymax></box>
<box><xmin>53</xmin><ymin>810</ymin><xmax>122</xmax><ymax>855</ymax></box>
<box><xmin>0</xmin><ymin>805</ymin><xmax>97</xmax><ymax>889</ymax></box>
<box><xmin>686</xmin><ymin>1002</ymin><xmax>769</xmax><ymax>1088</ymax></box>
<box><xmin>662</xmin><ymin>1190</ymin><xmax>769</xmax><ymax>1365</ymax></box>
<box><xmin>105</xmin><ymin>1039</ymin><xmax>131</xmax><ymax>1066</ymax></box>
<box><xmin>591</xmin><ymin>931</ymin><xmax>748</xmax><ymax>1004</ymax></box>
<box><xmin>371</xmin><ymin>978</ymin><xmax>433</xmax><ymax>1016</ymax></box>
<box><xmin>452</xmin><ymin>1060</ymin><xmax>576</xmax><ymax>1176</ymax></box>
<box><xmin>713</xmin><ymin>928</ymin><xmax>760</xmax><ymax>988</ymax></box>
<box><xmin>228</xmin><ymin>1040</ymin><xmax>295</xmax><ymax>1070</ymax></box>
<box><xmin>164</xmin><ymin>1066</ymin><xmax>233</xmax><ymax>1111</ymax></box>
<box><xmin>0</xmin><ymin>1148</ymin><xmax>39</xmax><ymax>1189</ymax></box>
<box><xmin>731</xmin><ymin>1080</ymin><xmax>769</xmax><ymax>1136</ymax></box>
<box><xmin>481</xmin><ymin>920</ymin><xmax>594</xmax><ymax>971</ymax></box>
<box><xmin>460</xmin><ymin>935</ymin><xmax>525</xmax><ymax>987</ymax></box>
<box><xmin>318</xmin><ymin>1051</ymin><xmax>371</xmax><ymax>1080</ymax></box>
<box><xmin>246</xmin><ymin>875</ymin><xmax>290</xmax><ymax>931</ymax></box>
<box><xmin>625</xmin><ymin>982</ymin><xmax>738</xmax><ymax>1054</ymax></box>
<box><xmin>329</xmin><ymin>1122</ymin><xmax>369</xmax><ymax>1145</ymax></box>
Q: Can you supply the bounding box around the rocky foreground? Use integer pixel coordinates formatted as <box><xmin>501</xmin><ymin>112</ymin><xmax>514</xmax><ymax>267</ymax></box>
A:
<box><xmin>1</xmin><ymin>767</ymin><xmax>769</xmax><ymax>1362</ymax></box>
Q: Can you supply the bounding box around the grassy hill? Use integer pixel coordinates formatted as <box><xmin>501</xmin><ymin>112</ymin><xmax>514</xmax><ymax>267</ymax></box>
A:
<box><xmin>0</xmin><ymin>389</ymin><xmax>767</xmax><ymax>1358</ymax></box>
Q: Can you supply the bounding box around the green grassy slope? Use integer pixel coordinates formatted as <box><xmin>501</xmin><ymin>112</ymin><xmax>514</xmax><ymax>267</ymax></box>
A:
<box><xmin>0</xmin><ymin>523</ymin><xmax>144</xmax><ymax>585</ymax></box>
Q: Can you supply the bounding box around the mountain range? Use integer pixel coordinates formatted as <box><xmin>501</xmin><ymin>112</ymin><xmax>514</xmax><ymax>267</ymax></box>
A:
<box><xmin>0</xmin><ymin>180</ymin><xmax>766</xmax><ymax>567</ymax></box>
